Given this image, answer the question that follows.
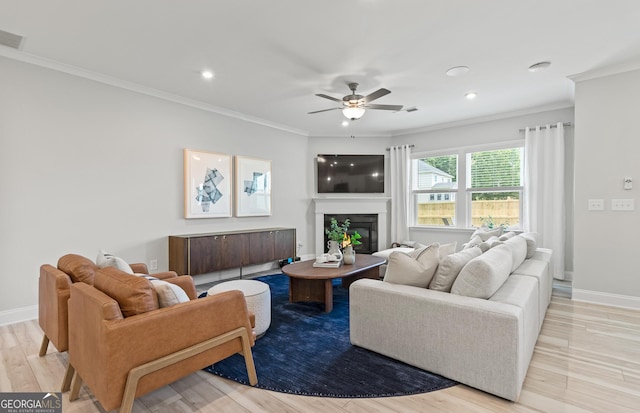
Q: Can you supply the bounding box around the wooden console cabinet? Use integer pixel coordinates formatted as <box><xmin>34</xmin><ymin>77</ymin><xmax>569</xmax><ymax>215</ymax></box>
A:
<box><xmin>168</xmin><ymin>228</ymin><xmax>296</xmax><ymax>276</ymax></box>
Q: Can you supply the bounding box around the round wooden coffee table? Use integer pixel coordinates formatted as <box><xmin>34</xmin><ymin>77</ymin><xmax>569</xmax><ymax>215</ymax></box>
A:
<box><xmin>282</xmin><ymin>254</ymin><xmax>385</xmax><ymax>313</ymax></box>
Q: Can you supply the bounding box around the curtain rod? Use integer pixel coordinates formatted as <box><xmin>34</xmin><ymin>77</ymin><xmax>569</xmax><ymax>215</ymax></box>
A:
<box><xmin>386</xmin><ymin>144</ymin><xmax>415</xmax><ymax>151</ymax></box>
<box><xmin>519</xmin><ymin>122</ymin><xmax>572</xmax><ymax>133</ymax></box>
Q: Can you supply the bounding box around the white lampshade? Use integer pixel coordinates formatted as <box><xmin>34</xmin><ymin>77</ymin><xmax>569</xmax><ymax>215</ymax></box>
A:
<box><xmin>342</xmin><ymin>106</ymin><xmax>365</xmax><ymax>120</ymax></box>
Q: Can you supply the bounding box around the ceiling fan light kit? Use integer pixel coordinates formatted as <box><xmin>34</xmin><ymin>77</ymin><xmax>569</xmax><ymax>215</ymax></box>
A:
<box><xmin>342</xmin><ymin>106</ymin><xmax>365</xmax><ymax>120</ymax></box>
<box><xmin>310</xmin><ymin>82</ymin><xmax>402</xmax><ymax>120</ymax></box>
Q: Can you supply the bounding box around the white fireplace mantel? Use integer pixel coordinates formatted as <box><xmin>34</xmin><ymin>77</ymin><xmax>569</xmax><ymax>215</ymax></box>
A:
<box><xmin>313</xmin><ymin>197</ymin><xmax>390</xmax><ymax>256</ymax></box>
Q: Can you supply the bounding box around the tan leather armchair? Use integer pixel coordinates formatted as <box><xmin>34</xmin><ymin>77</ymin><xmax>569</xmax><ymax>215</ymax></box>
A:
<box><xmin>64</xmin><ymin>268</ymin><xmax>257</xmax><ymax>413</ymax></box>
<box><xmin>38</xmin><ymin>254</ymin><xmax>177</xmax><ymax>357</ymax></box>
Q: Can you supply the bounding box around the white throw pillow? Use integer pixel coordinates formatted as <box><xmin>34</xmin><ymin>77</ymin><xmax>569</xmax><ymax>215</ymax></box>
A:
<box><xmin>96</xmin><ymin>250</ymin><xmax>134</xmax><ymax>274</ymax></box>
<box><xmin>504</xmin><ymin>235</ymin><xmax>527</xmax><ymax>271</ymax></box>
<box><xmin>498</xmin><ymin>231</ymin><xmax>517</xmax><ymax>241</ymax></box>
<box><xmin>451</xmin><ymin>245</ymin><xmax>512</xmax><ymax>299</ymax></box>
<box><xmin>439</xmin><ymin>242</ymin><xmax>457</xmax><ymax>258</ymax></box>
<box><xmin>373</xmin><ymin>247</ymin><xmax>415</xmax><ymax>260</ymax></box>
<box><xmin>464</xmin><ymin>235</ymin><xmax>490</xmax><ymax>252</ymax></box>
<box><xmin>150</xmin><ymin>279</ymin><xmax>190</xmax><ymax>307</ymax></box>
<box><xmin>520</xmin><ymin>232</ymin><xmax>538</xmax><ymax>258</ymax></box>
<box><xmin>383</xmin><ymin>244</ymin><xmax>440</xmax><ymax>288</ymax></box>
<box><xmin>471</xmin><ymin>227</ymin><xmax>503</xmax><ymax>241</ymax></box>
<box><xmin>429</xmin><ymin>247</ymin><xmax>482</xmax><ymax>292</ymax></box>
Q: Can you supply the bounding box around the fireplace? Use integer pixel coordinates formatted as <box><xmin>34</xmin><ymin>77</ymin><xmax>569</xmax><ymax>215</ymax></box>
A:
<box><xmin>313</xmin><ymin>197</ymin><xmax>389</xmax><ymax>257</ymax></box>
<box><xmin>324</xmin><ymin>214</ymin><xmax>378</xmax><ymax>254</ymax></box>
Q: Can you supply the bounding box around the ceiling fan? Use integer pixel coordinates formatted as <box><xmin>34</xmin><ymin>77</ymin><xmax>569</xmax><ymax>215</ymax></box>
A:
<box><xmin>309</xmin><ymin>83</ymin><xmax>403</xmax><ymax>120</ymax></box>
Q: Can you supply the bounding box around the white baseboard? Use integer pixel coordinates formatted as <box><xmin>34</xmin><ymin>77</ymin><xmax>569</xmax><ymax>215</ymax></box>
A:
<box><xmin>0</xmin><ymin>305</ymin><xmax>38</xmax><ymax>327</ymax></box>
<box><xmin>572</xmin><ymin>289</ymin><xmax>640</xmax><ymax>310</ymax></box>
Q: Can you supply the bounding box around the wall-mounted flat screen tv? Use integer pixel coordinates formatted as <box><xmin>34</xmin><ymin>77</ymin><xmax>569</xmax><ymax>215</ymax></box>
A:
<box><xmin>317</xmin><ymin>154</ymin><xmax>385</xmax><ymax>193</ymax></box>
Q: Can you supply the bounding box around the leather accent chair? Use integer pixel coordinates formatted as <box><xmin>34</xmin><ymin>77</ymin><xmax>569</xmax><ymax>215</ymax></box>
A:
<box><xmin>38</xmin><ymin>254</ymin><xmax>177</xmax><ymax>357</ymax></box>
<box><xmin>64</xmin><ymin>268</ymin><xmax>257</xmax><ymax>413</ymax></box>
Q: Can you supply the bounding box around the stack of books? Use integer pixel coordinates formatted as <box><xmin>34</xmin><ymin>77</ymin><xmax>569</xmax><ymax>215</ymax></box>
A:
<box><xmin>312</xmin><ymin>260</ymin><xmax>342</xmax><ymax>268</ymax></box>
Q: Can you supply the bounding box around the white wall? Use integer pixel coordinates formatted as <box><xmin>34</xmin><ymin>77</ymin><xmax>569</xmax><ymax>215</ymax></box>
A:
<box><xmin>393</xmin><ymin>108</ymin><xmax>575</xmax><ymax>271</ymax></box>
<box><xmin>573</xmin><ymin>68</ymin><xmax>640</xmax><ymax>308</ymax></box>
<box><xmin>0</xmin><ymin>56</ymin><xmax>311</xmax><ymax>322</ymax></box>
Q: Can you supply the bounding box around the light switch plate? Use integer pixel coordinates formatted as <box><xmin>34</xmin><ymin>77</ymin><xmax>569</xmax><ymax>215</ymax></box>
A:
<box><xmin>588</xmin><ymin>199</ymin><xmax>604</xmax><ymax>210</ymax></box>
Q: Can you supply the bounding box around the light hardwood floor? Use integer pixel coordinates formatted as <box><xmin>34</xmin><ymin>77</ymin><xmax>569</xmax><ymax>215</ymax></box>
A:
<box><xmin>1</xmin><ymin>296</ymin><xmax>639</xmax><ymax>413</ymax></box>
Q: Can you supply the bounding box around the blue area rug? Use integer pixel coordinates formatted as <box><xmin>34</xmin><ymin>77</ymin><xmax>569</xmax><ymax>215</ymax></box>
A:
<box><xmin>204</xmin><ymin>274</ymin><xmax>457</xmax><ymax>398</ymax></box>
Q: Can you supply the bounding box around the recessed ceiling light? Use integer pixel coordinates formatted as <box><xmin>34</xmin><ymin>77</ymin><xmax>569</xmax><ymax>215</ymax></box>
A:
<box><xmin>201</xmin><ymin>70</ymin><xmax>214</xmax><ymax>80</ymax></box>
<box><xmin>528</xmin><ymin>61</ymin><xmax>551</xmax><ymax>72</ymax></box>
<box><xmin>446</xmin><ymin>66</ymin><xmax>470</xmax><ymax>77</ymax></box>
<box><xmin>341</xmin><ymin>120</ymin><xmax>349</xmax><ymax>127</ymax></box>
<box><xmin>465</xmin><ymin>91</ymin><xmax>478</xmax><ymax>100</ymax></box>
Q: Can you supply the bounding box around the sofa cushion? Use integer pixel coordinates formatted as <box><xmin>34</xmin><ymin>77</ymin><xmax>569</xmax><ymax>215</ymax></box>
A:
<box><xmin>498</xmin><ymin>231</ymin><xmax>517</xmax><ymax>241</ymax></box>
<box><xmin>471</xmin><ymin>227</ymin><xmax>503</xmax><ymax>241</ymax></box>
<box><xmin>451</xmin><ymin>245</ymin><xmax>512</xmax><ymax>299</ymax></box>
<box><xmin>150</xmin><ymin>279</ymin><xmax>190</xmax><ymax>307</ymax></box>
<box><xmin>383</xmin><ymin>244</ymin><xmax>440</xmax><ymax>288</ymax></box>
<box><xmin>504</xmin><ymin>235</ymin><xmax>527</xmax><ymax>272</ymax></box>
<box><xmin>429</xmin><ymin>247</ymin><xmax>482</xmax><ymax>292</ymax></box>
<box><xmin>520</xmin><ymin>233</ymin><xmax>538</xmax><ymax>258</ymax></box>
<box><xmin>464</xmin><ymin>235</ymin><xmax>490</xmax><ymax>252</ymax></box>
<box><xmin>439</xmin><ymin>242</ymin><xmax>457</xmax><ymax>257</ymax></box>
<box><xmin>531</xmin><ymin>248</ymin><xmax>552</xmax><ymax>263</ymax></box>
<box><xmin>58</xmin><ymin>254</ymin><xmax>98</xmax><ymax>285</ymax></box>
<box><xmin>94</xmin><ymin>267</ymin><xmax>159</xmax><ymax>317</ymax></box>
<box><xmin>373</xmin><ymin>247</ymin><xmax>415</xmax><ymax>260</ymax></box>
<box><xmin>485</xmin><ymin>236</ymin><xmax>504</xmax><ymax>249</ymax></box>
<box><xmin>96</xmin><ymin>250</ymin><xmax>134</xmax><ymax>274</ymax></box>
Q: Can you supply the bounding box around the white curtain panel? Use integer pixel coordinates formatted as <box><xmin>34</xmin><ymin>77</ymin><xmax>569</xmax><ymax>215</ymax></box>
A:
<box><xmin>389</xmin><ymin>145</ymin><xmax>412</xmax><ymax>244</ymax></box>
<box><xmin>523</xmin><ymin>123</ymin><xmax>565</xmax><ymax>280</ymax></box>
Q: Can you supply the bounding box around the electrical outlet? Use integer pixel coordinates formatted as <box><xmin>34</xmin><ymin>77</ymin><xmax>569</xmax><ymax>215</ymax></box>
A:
<box><xmin>149</xmin><ymin>259</ymin><xmax>158</xmax><ymax>270</ymax></box>
<box><xmin>611</xmin><ymin>199</ymin><xmax>634</xmax><ymax>211</ymax></box>
<box><xmin>588</xmin><ymin>199</ymin><xmax>604</xmax><ymax>211</ymax></box>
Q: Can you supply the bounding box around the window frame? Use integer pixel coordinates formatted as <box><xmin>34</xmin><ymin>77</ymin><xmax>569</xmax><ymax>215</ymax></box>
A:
<box><xmin>411</xmin><ymin>152</ymin><xmax>459</xmax><ymax>227</ymax></box>
<box><xmin>411</xmin><ymin>140</ymin><xmax>524</xmax><ymax>229</ymax></box>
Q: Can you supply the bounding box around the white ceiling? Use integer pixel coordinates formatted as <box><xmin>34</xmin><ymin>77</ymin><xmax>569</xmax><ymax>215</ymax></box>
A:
<box><xmin>2</xmin><ymin>0</ymin><xmax>640</xmax><ymax>137</ymax></box>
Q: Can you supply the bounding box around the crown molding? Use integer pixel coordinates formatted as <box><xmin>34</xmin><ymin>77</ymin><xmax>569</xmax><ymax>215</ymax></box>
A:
<box><xmin>0</xmin><ymin>45</ymin><xmax>309</xmax><ymax>137</ymax></box>
<box><xmin>391</xmin><ymin>102</ymin><xmax>574</xmax><ymax>137</ymax></box>
<box><xmin>569</xmin><ymin>58</ymin><xmax>640</xmax><ymax>83</ymax></box>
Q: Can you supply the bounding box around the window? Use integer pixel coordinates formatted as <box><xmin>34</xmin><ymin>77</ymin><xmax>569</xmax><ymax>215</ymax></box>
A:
<box><xmin>467</xmin><ymin>148</ymin><xmax>523</xmax><ymax>228</ymax></box>
<box><xmin>412</xmin><ymin>155</ymin><xmax>458</xmax><ymax>226</ymax></box>
<box><xmin>412</xmin><ymin>145</ymin><xmax>523</xmax><ymax>228</ymax></box>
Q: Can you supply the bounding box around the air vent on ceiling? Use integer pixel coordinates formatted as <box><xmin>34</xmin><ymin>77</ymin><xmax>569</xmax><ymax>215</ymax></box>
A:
<box><xmin>0</xmin><ymin>29</ymin><xmax>24</xmax><ymax>50</ymax></box>
<box><xmin>405</xmin><ymin>107</ymin><xmax>418</xmax><ymax>112</ymax></box>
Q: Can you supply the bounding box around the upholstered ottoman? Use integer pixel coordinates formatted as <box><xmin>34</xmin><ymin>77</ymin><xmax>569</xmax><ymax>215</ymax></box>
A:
<box><xmin>207</xmin><ymin>279</ymin><xmax>271</xmax><ymax>337</ymax></box>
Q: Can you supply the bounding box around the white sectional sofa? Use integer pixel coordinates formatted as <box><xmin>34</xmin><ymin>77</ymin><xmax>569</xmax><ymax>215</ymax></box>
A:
<box><xmin>349</xmin><ymin>233</ymin><xmax>551</xmax><ymax>401</ymax></box>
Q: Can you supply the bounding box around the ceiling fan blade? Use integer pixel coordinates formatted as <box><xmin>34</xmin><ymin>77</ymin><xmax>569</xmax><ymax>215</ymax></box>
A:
<box><xmin>308</xmin><ymin>107</ymin><xmax>341</xmax><ymax>114</ymax></box>
<box><xmin>366</xmin><ymin>104</ymin><xmax>404</xmax><ymax>111</ymax></box>
<box><xmin>364</xmin><ymin>88</ymin><xmax>391</xmax><ymax>103</ymax></box>
<box><xmin>315</xmin><ymin>93</ymin><xmax>343</xmax><ymax>103</ymax></box>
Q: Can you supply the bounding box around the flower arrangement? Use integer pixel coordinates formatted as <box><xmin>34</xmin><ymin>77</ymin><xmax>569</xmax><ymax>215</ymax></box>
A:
<box><xmin>325</xmin><ymin>217</ymin><xmax>351</xmax><ymax>242</ymax></box>
<box><xmin>324</xmin><ymin>217</ymin><xmax>362</xmax><ymax>248</ymax></box>
<box><xmin>342</xmin><ymin>231</ymin><xmax>362</xmax><ymax>248</ymax></box>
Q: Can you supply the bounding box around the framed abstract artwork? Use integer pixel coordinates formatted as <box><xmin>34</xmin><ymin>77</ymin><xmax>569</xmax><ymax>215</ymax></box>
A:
<box><xmin>184</xmin><ymin>149</ymin><xmax>232</xmax><ymax>218</ymax></box>
<box><xmin>235</xmin><ymin>156</ymin><xmax>272</xmax><ymax>217</ymax></box>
